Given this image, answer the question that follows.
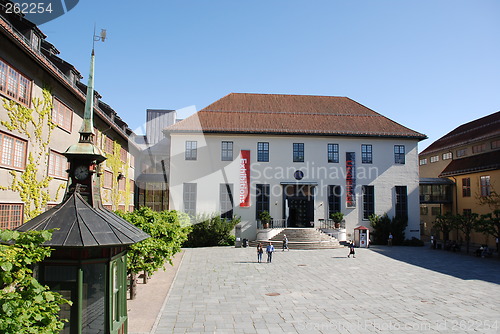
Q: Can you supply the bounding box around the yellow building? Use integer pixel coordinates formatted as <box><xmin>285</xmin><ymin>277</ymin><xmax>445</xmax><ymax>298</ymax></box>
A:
<box><xmin>419</xmin><ymin>111</ymin><xmax>500</xmax><ymax>249</ymax></box>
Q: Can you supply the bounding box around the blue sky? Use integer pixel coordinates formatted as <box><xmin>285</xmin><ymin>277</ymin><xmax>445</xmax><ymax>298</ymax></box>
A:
<box><xmin>40</xmin><ymin>0</ymin><xmax>500</xmax><ymax>150</ymax></box>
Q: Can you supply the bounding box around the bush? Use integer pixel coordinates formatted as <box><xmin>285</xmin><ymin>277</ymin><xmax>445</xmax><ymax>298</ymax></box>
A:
<box><xmin>0</xmin><ymin>230</ymin><xmax>71</xmax><ymax>333</ymax></box>
<box><xmin>116</xmin><ymin>207</ymin><xmax>191</xmax><ymax>276</ymax></box>
<box><xmin>184</xmin><ymin>214</ymin><xmax>240</xmax><ymax>247</ymax></box>
<box><xmin>369</xmin><ymin>214</ymin><xmax>408</xmax><ymax>245</ymax></box>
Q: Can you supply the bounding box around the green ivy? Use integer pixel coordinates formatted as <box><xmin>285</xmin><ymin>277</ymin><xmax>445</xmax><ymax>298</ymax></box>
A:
<box><xmin>103</xmin><ymin>141</ymin><xmax>131</xmax><ymax>210</ymax></box>
<box><xmin>1</xmin><ymin>89</ymin><xmax>65</xmax><ymax>221</ymax></box>
<box><xmin>0</xmin><ymin>230</ymin><xmax>71</xmax><ymax>333</ymax></box>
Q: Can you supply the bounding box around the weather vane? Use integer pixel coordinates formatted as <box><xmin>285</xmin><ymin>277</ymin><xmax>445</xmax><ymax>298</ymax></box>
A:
<box><xmin>92</xmin><ymin>25</ymin><xmax>107</xmax><ymax>50</ymax></box>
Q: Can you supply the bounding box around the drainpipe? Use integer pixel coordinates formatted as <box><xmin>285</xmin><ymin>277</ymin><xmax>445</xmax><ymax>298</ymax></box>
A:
<box><xmin>451</xmin><ymin>176</ymin><xmax>459</xmax><ymax>240</ymax></box>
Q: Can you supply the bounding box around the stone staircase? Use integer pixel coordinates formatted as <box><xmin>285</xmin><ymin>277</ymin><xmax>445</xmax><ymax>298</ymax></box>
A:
<box><xmin>249</xmin><ymin>228</ymin><xmax>343</xmax><ymax>250</ymax></box>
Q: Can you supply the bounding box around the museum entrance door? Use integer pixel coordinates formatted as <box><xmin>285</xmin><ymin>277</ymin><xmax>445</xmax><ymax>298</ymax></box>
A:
<box><xmin>284</xmin><ymin>184</ymin><xmax>315</xmax><ymax>228</ymax></box>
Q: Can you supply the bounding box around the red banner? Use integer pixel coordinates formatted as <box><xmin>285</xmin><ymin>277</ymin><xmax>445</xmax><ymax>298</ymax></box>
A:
<box><xmin>239</xmin><ymin>150</ymin><xmax>250</xmax><ymax>207</ymax></box>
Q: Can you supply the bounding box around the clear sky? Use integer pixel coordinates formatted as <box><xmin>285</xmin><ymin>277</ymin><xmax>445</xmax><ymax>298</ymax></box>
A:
<box><xmin>39</xmin><ymin>0</ymin><xmax>500</xmax><ymax>151</ymax></box>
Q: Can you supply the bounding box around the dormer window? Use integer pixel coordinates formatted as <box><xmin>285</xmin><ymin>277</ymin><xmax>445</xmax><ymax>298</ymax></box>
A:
<box><xmin>31</xmin><ymin>32</ymin><xmax>40</xmax><ymax>51</ymax></box>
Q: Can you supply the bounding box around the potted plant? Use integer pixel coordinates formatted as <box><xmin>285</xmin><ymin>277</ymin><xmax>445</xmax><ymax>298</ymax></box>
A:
<box><xmin>330</xmin><ymin>212</ymin><xmax>344</xmax><ymax>229</ymax></box>
<box><xmin>259</xmin><ymin>210</ymin><xmax>272</xmax><ymax>229</ymax></box>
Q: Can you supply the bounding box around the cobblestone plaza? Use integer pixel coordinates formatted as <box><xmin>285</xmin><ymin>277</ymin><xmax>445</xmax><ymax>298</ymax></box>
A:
<box><xmin>148</xmin><ymin>246</ymin><xmax>500</xmax><ymax>333</ymax></box>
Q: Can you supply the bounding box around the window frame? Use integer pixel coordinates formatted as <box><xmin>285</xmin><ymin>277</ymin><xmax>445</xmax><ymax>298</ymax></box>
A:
<box><xmin>462</xmin><ymin>177</ymin><xmax>471</xmax><ymax>197</ymax></box>
<box><xmin>395</xmin><ymin>186</ymin><xmax>408</xmax><ymax>218</ymax></box>
<box><xmin>48</xmin><ymin>150</ymin><xmax>69</xmax><ymax>180</ymax></box>
<box><xmin>361</xmin><ymin>144</ymin><xmax>372</xmax><ymax>164</ymax></box>
<box><xmin>0</xmin><ymin>203</ymin><xmax>24</xmax><ymax>229</ymax></box>
<box><xmin>430</xmin><ymin>155</ymin><xmax>439</xmax><ymax>163</ymax></box>
<box><xmin>0</xmin><ymin>131</ymin><xmax>27</xmax><ymax>170</ymax></box>
<box><xmin>480</xmin><ymin>176</ymin><xmax>491</xmax><ymax>197</ymax></box>
<box><xmin>394</xmin><ymin>145</ymin><xmax>405</xmax><ymax>164</ymax></box>
<box><xmin>442</xmin><ymin>152</ymin><xmax>452</xmax><ymax>160</ymax></box>
<box><xmin>255</xmin><ymin>184</ymin><xmax>270</xmax><ymax>219</ymax></box>
<box><xmin>220</xmin><ymin>183</ymin><xmax>234</xmax><ymax>219</ymax></box>
<box><xmin>183</xmin><ymin>183</ymin><xmax>197</xmax><ymax>216</ymax></box>
<box><xmin>327</xmin><ymin>144</ymin><xmax>339</xmax><ymax>163</ymax></box>
<box><xmin>362</xmin><ymin>185</ymin><xmax>375</xmax><ymax>220</ymax></box>
<box><xmin>185</xmin><ymin>141</ymin><xmax>198</xmax><ymax>160</ymax></box>
<box><xmin>0</xmin><ymin>58</ymin><xmax>32</xmax><ymax>106</ymax></box>
<box><xmin>257</xmin><ymin>142</ymin><xmax>269</xmax><ymax>162</ymax></box>
<box><xmin>52</xmin><ymin>97</ymin><xmax>73</xmax><ymax>132</ymax></box>
<box><xmin>221</xmin><ymin>141</ymin><xmax>233</xmax><ymax>161</ymax></box>
<box><xmin>293</xmin><ymin>143</ymin><xmax>304</xmax><ymax>162</ymax></box>
<box><xmin>328</xmin><ymin>185</ymin><xmax>341</xmax><ymax>216</ymax></box>
<box><xmin>103</xmin><ymin>170</ymin><xmax>113</xmax><ymax>189</ymax></box>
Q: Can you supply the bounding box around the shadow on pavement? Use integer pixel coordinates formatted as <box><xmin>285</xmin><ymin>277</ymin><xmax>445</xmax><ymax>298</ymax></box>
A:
<box><xmin>369</xmin><ymin>245</ymin><xmax>500</xmax><ymax>285</ymax></box>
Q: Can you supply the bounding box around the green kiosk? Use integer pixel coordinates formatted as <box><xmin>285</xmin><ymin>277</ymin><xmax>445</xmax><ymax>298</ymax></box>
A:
<box><xmin>16</xmin><ymin>47</ymin><xmax>149</xmax><ymax>334</ymax></box>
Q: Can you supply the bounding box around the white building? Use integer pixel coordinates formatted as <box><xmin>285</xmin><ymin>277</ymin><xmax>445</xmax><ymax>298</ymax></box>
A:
<box><xmin>166</xmin><ymin>93</ymin><xmax>426</xmax><ymax>241</ymax></box>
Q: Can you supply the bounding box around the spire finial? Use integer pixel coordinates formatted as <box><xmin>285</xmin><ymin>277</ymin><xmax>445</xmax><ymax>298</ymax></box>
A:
<box><xmin>79</xmin><ymin>27</ymin><xmax>106</xmax><ymax>143</ymax></box>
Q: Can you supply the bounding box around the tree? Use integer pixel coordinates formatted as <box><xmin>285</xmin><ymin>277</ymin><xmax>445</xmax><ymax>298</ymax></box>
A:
<box><xmin>116</xmin><ymin>207</ymin><xmax>191</xmax><ymax>299</ymax></box>
<box><xmin>369</xmin><ymin>214</ymin><xmax>407</xmax><ymax>245</ymax></box>
<box><xmin>433</xmin><ymin>213</ymin><xmax>455</xmax><ymax>243</ymax></box>
<box><xmin>0</xmin><ymin>230</ymin><xmax>71</xmax><ymax>333</ymax></box>
<box><xmin>477</xmin><ymin>209</ymin><xmax>500</xmax><ymax>255</ymax></box>
<box><xmin>184</xmin><ymin>214</ymin><xmax>240</xmax><ymax>248</ymax></box>
<box><xmin>454</xmin><ymin>212</ymin><xmax>481</xmax><ymax>254</ymax></box>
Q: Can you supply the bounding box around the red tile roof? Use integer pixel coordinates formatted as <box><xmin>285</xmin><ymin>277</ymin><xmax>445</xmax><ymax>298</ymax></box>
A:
<box><xmin>421</xmin><ymin>111</ymin><xmax>500</xmax><ymax>155</ymax></box>
<box><xmin>166</xmin><ymin>93</ymin><xmax>426</xmax><ymax>139</ymax></box>
<box><xmin>440</xmin><ymin>150</ymin><xmax>500</xmax><ymax>177</ymax></box>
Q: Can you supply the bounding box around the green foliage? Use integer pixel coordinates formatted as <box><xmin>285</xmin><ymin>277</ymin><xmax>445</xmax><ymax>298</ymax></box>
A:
<box><xmin>329</xmin><ymin>211</ymin><xmax>344</xmax><ymax>223</ymax></box>
<box><xmin>116</xmin><ymin>207</ymin><xmax>191</xmax><ymax>276</ymax></box>
<box><xmin>184</xmin><ymin>214</ymin><xmax>241</xmax><ymax>247</ymax></box>
<box><xmin>453</xmin><ymin>212</ymin><xmax>481</xmax><ymax>254</ymax></box>
<box><xmin>258</xmin><ymin>210</ymin><xmax>271</xmax><ymax>224</ymax></box>
<box><xmin>433</xmin><ymin>213</ymin><xmax>455</xmax><ymax>242</ymax></box>
<box><xmin>477</xmin><ymin>210</ymin><xmax>500</xmax><ymax>240</ymax></box>
<box><xmin>0</xmin><ymin>230</ymin><xmax>71</xmax><ymax>333</ymax></box>
<box><xmin>104</xmin><ymin>141</ymin><xmax>132</xmax><ymax>210</ymax></box>
<box><xmin>1</xmin><ymin>89</ymin><xmax>64</xmax><ymax>220</ymax></box>
<box><xmin>369</xmin><ymin>213</ymin><xmax>407</xmax><ymax>245</ymax></box>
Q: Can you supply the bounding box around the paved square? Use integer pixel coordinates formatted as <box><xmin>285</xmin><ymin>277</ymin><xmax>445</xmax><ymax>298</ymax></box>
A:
<box><xmin>153</xmin><ymin>246</ymin><xmax>500</xmax><ymax>333</ymax></box>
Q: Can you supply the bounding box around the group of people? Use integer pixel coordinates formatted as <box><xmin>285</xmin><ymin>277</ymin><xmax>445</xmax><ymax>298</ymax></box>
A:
<box><xmin>256</xmin><ymin>234</ymin><xmax>358</xmax><ymax>262</ymax></box>
<box><xmin>256</xmin><ymin>234</ymin><xmax>289</xmax><ymax>263</ymax></box>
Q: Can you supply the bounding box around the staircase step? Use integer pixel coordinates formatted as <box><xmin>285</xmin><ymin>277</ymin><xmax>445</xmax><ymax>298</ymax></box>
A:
<box><xmin>249</xmin><ymin>228</ymin><xmax>343</xmax><ymax>250</ymax></box>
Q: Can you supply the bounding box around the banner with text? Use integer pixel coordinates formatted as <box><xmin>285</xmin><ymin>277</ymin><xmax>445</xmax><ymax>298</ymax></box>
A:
<box><xmin>239</xmin><ymin>150</ymin><xmax>251</xmax><ymax>207</ymax></box>
<box><xmin>346</xmin><ymin>152</ymin><xmax>356</xmax><ymax>208</ymax></box>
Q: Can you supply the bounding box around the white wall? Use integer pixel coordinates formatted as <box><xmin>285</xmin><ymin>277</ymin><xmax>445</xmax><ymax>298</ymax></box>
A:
<box><xmin>169</xmin><ymin>133</ymin><xmax>421</xmax><ymax>240</ymax></box>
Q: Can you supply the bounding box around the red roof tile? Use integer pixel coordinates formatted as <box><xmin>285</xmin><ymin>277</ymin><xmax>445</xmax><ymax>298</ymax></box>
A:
<box><xmin>166</xmin><ymin>93</ymin><xmax>426</xmax><ymax>139</ymax></box>
<box><xmin>440</xmin><ymin>150</ymin><xmax>500</xmax><ymax>177</ymax></box>
<box><xmin>421</xmin><ymin>111</ymin><xmax>500</xmax><ymax>155</ymax></box>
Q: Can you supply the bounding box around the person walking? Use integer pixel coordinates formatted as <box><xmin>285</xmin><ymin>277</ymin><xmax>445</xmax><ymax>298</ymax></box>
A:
<box><xmin>266</xmin><ymin>242</ymin><xmax>275</xmax><ymax>263</ymax></box>
<box><xmin>257</xmin><ymin>243</ymin><xmax>264</xmax><ymax>263</ymax></box>
<box><xmin>347</xmin><ymin>241</ymin><xmax>355</xmax><ymax>258</ymax></box>
<box><xmin>282</xmin><ymin>234</ymin><xmax>289</xmax><ymax>251</ymax></box>
<box><xmin>388</xmin><ymin>233</ymin><xmax>393</xmax><ymax>246</ymax></box>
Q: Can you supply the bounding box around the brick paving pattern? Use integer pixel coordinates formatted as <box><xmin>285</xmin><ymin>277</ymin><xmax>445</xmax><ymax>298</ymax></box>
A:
<box><xmin>142</xmin><ymin>246</ymin><xmax>500</xmax><ymax>333</ymax></box>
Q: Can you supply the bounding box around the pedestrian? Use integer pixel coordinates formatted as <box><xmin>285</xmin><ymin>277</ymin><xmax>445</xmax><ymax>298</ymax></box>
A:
<box><xmin>257</xmin><ymin>243</ymin><xmax>263</xmax><ymax>263</ymax></box>
<box><xmin>496</xmin><ymin>237</ymin><xmax>499</xmax><ymax>253</ymax></box>
<box><xmin>282</xmin><ymin>234</ymin><xmax>289</xmax><ymax>251</ymax></box>
<box><xmin>266</xmin><ymin>242</ymin><xmax>275</xmax><ymax>263</ymax></box>
<box><xmin>388</xmin><ymin>233</ymin><xmax>393</xmax><ymax>246</ymax></box>
<box><xmin>430</xmin><ymin>235</ymin><xmax>434</xmax><ymax>249</ymax></box>
<box><xmin>347</xmin><ymin>241</ymin><xmax>355</xmax><ymax>258</ymax></box>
